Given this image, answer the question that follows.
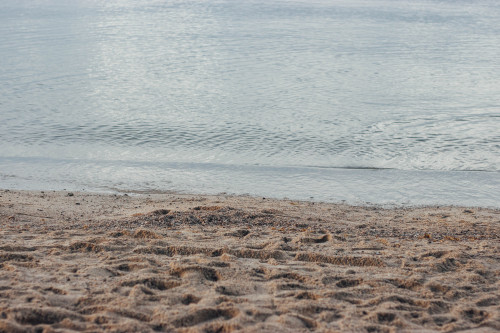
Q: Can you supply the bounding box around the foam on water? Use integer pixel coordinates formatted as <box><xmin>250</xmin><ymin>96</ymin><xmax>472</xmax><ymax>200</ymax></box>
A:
<box><xmin>1</xmin><ymin>0</ymin><xmax>499</xmax><ymax>206</ymax></box>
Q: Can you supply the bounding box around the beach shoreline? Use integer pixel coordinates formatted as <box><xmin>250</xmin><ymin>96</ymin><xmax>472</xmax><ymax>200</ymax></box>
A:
<box><xmin>1</xmin><ymin>189</ymin><xmax>499</xmax><ymax>332</ymax></box>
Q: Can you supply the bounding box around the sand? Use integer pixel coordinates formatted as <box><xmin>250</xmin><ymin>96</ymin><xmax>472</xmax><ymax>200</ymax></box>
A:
<box><xmin>0</xmin><ymin>190</ymin><xmax>499</xmax><ymax>332</ymax></box>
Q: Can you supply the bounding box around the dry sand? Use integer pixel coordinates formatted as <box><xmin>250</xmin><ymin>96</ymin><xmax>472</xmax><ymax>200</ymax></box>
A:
<box><xmin>0</xmin><ymin>189</ymin><xmax>499</xmax><ymax>332</ymax></box>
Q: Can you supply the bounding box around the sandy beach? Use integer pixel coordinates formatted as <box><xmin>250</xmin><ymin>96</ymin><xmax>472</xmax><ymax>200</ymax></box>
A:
<box><xmin>0</xmin><ymin>189</ymin><xmax>498</xmax><ymax>332</ymax></box>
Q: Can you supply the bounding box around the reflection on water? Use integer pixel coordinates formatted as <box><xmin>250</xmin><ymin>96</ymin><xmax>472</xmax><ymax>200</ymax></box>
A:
<box><xmin>0</xmin><ymin>0</ymin><xmax>499</xmax><ymax>206</ymax></box>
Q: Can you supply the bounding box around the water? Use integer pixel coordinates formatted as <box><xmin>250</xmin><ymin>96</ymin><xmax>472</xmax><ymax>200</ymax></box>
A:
<box><xmin>1</xmin><ymin>0</ymin><xmax>499</xmax><ymax>207</ymax></box>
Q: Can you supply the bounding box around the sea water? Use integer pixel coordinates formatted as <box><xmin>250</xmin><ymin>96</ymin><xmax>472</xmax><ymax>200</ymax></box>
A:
<box><xmin>1</xmin><ymin>0</ymin><xmax>499</xmax><ymax>207</ymax></box>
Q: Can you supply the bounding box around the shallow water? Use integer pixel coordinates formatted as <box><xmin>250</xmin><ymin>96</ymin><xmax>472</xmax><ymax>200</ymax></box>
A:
<box><xmin>1</xmin><ymin>0</ymin><xmax>499</xmax><ymax>206</ymax></box>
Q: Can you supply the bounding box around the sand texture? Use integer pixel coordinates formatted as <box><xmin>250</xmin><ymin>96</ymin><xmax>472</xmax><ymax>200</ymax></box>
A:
<box><xmin>0</xmin><ymin>190</ymin><xmax>499</xmax><ymax>332</ymax></box>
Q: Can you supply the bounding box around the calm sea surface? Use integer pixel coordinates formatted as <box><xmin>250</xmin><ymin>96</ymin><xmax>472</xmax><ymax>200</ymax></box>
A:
<box><xmin>1</xmin><ymin>0</ymin><xmax>499</xmax><ymax>206</ymax></box>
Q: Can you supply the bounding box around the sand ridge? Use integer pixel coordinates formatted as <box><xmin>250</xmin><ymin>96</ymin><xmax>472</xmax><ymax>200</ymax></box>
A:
<box><xmin>0</xmin><ymin>190</ymin><xmax>499</xmax><ymax>332</ymax></box>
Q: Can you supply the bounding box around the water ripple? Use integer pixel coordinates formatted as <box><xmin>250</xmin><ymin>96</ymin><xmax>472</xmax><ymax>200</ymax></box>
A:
<box><xmin>1</xmin><ymin>0</ymin><xmax>499</xmax><ymax>204</ymax></box>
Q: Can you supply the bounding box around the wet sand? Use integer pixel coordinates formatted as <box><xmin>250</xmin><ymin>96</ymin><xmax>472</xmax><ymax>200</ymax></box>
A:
<box><xmin>0</xmin><ymin>189</ymin><xmax>499</xmax><ymax>332</ymax></box>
